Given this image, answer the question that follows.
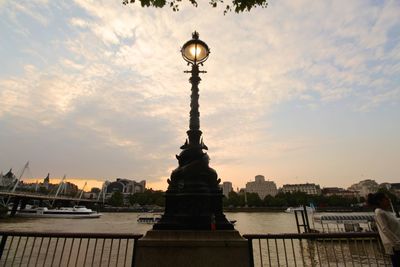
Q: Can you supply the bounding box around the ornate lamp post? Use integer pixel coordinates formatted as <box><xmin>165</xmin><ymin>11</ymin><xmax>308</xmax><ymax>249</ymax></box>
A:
<box><xmin>153</xmin><ymin>32</ymin><xmax>233</xmax><ymax>230</ymax></box>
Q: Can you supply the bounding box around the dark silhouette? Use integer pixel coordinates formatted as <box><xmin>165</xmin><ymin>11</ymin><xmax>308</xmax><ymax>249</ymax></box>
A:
<box><xmin>367</xmin><ymin>192</ymin><xmax>400</xmax><ymax>267</ymax></box>
<box><xmin>123</xmin><ymin>0</ymin><xmax>268</xmax><ymax>14</ymax></box>
<box><xmin>153</xmin><ymin>32</ymin><xmax>233</xmax><ymax>230</ymax></box>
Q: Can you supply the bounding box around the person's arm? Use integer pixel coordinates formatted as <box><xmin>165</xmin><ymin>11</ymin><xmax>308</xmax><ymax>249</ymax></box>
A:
<box><xmin>376</xmin><ymin>210</ymin><xmax>400</xmax><ymax>245</ymax></box>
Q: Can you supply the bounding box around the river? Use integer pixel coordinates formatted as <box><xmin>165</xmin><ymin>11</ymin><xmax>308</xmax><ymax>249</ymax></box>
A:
<box><xmin>0</xmin><ymin>212</ymin><xmax>298</xmax><ymax>234</ymax></box>
<box><xmin>1</xmin><ymin>212</ymin><xmax>389</xmax><ymax>266</ymax></box>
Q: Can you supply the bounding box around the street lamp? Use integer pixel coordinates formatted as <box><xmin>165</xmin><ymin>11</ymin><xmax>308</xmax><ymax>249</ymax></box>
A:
<box><xmin>179</xmin><ymin>31</ymin><xmax>210</xmax><ymax>152</ymax></box>
<box><xmin>181</xmin><ymin>31</ymin><xmax>210</xmax><ymax>65</ymax></box>
<box><xmin>153</xmin><ymin>32</ymin><xmax>233</xmax><ymax>230</ymax></box>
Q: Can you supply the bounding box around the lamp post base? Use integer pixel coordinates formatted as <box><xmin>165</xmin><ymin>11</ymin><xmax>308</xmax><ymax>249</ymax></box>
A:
<box><xmin>153</xmin><ymin>147</ymin><xmax>234</xmax><ymax>231</ymax></box>
<box><xmin>134</xmin><ymin>230</ymin><xmax>250</xmax><ymax>267</ymax></box>
<box><xmin>153</xmin><ymin>193</ymin><xmax>234</xmax><ymax>230</ymax></box>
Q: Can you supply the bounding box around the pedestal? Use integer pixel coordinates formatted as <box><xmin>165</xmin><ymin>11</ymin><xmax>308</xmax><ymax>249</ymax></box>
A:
<box><xmin>134</xmin><ymin>230</ymin><xmax>250</xmax><ymax>267</ymax></box>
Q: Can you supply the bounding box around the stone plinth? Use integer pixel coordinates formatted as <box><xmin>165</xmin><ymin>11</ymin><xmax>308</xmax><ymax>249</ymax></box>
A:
<box><xmin>134</xmin><ymin>230</ymin><xmax>250</xmax><ymax>267</ymax></box>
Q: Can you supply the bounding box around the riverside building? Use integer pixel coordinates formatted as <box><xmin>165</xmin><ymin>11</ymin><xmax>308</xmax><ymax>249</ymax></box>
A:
<box><xmin>321</xmin><ymin>187</ymin><xmax>358</xmax><ymax>198</ymax></box>
<box><xmin>221</xmin><ymin>181</ymin><xmax>233</xmax><ymax>198</ymax></box>
<box><xmin>106</xmin><ymin>178</ymin><xmax>146</xmax><ymax>196</ymax></box>
<box><xmin>245</xmin><ymin>175</ymin><xmax>278</xmax><ymax>199</ymax></box>
<box><xmin>282</xmin><ymin>183</ymin><xmax>321</xmax><ymax>195</ymax></box>
<box><xmin>0</xmin><ymin>169</ymin><xmax>15</xmax><ymax>188</ymax></box>
<box><xmin>348</xmin><ymin>179</ymin><xmax>379</xmax><ymax>197</ymax></box>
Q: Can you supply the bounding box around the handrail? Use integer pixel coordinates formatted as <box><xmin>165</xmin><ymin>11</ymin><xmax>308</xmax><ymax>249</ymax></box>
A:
<box><xmin>243</xmin><ymin>231</ymin><xmax>390</xmax><ymax>267</ymax></box>
<box><xmin>0</xmin><ymin>231</ymin><xmax>143</xmax><ymax>266</ymax></box>
<box><xmin>0</xmin><ymin>231</ymin><xmax>143</xmax><ymax>239</ymax></box>
<box><xmin>243</xmin><ymin>231</ymin><xmax>379</xmax><ymax>239</ymax></box>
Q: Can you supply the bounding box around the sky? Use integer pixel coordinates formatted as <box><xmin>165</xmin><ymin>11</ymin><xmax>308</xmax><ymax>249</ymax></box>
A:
<box><xmin>0</xmin><ymin>0</ymin><xmax>399</xmax><ymax>191</ymax></box>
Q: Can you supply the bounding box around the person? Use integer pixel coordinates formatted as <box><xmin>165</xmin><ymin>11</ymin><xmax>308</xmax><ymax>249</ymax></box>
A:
<box><xmin>367</xmin><ymin>192</ymin><xmax>400</xmax><ymax>266</ymax></box>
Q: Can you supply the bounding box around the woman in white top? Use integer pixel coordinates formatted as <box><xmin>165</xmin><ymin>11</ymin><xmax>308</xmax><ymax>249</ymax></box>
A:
<box><xmin>367</xmin><ymin>192</ymin><xmax>400</xmax><ymax>267</ymax></box>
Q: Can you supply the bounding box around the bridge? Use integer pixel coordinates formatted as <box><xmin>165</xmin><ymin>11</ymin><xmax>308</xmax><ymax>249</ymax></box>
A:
<box><xmin>0</xmin><ymin>191</ymin><xmax>100</xmax><ymax>203</ymax></box>
<box><xmin>0</xmin><ymin>190</ymin><xmax>102</xmax><ymax>216</ymax></box>
<box><xmin>0</xmin><ymin>162</ymin><xmax>107</xmax><ymax>216</ymax></box>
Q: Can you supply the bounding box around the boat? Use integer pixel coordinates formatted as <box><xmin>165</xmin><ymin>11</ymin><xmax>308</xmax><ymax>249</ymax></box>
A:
<box><xmin>312</xmin><ymin>207</ymin><xmax>400</xmax><ymax>233</ymax></box>
<box><xmin>15</xmin><ymin>205</ymin><xmax>101</xmax><ymax>219</ymax></box>
<box><xmin>285</xmin><ymin>205</ymin><xmax>315</xmax><ymax>213</ymax></box>
<box><xmin>137</xmin><ymin>213</ymin><xmax>162</xmax><ymax>224</ymax></box>
<box><xmin>312</xmin><ymin>212</ymin><xmax>375</xmax><ymax>233</ymax></box>
<box><xmin>137</xmin><ymin>214</ymin><xmax>237</xmax><ymax>226</ymax></box>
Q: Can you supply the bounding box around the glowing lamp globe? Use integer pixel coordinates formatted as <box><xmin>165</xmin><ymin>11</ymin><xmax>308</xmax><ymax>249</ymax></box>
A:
<box><xmin>181</xmin><ymin>31</ymin><xmax>210</xmax><ymax>65</ymax></box>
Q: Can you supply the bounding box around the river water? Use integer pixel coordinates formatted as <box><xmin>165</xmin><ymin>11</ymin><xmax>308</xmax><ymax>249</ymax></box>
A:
<box><xmin>1</xmin><ymin>212</ymin><xmax>390</xmax><ymax>266</ymax></box>
<box><xmin>0</xmin><ymin>212</ymin><xmax>298</xmax><ymax>234</ymax></box>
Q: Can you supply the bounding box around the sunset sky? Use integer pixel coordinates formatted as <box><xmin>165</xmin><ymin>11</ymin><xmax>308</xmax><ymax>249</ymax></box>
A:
<box><xmin>1</xmin><ymin>0</ymin><xmax>399</xmax><ymax>191</ymax></box>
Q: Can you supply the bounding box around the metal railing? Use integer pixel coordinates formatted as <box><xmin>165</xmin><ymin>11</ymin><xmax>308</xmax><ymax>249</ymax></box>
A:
<box><xmin>0</xmin><ymin>231</ymin><xmax>143</xmax><ymax>267</ymax></box>
<box><xmin>1</xmin><ymin>231</ymin><xmax>392</xmax><ymax>267</ymax></box>
<box><xmin>243</xmin><ymin>232</ymin><xmax>392</xmax><ymax>267</ymax></box>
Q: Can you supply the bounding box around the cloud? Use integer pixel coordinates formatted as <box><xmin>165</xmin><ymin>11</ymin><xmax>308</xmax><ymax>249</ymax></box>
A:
<box><xmin>357</xmin><ymin>88</ymin><xmax>400</xmax><ymax>112</ymax></box>
<box><xmin>1</xmin><ymin>0</ymin><xmax>399</xmax><ymax>188</ymax></box>
<box><xmin>2</xmin><ymin>1</ymin><xmax>51</xmax><ymax>26</ymax></box>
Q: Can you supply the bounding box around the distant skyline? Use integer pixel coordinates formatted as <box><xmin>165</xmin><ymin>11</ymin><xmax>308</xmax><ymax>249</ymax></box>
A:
<box><xmin>17</xmin><ymin>175</ymin><xmax>397</xmax><ymax>192</ymax></box>
<box><xmin>1</xmin><ymin>0</ymin><xmax>399</xmax><ymax>191</ymax></box>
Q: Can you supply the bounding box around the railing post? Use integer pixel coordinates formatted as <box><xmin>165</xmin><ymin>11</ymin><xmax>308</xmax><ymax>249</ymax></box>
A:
<box><xmin>10</xmin><ymin>198</ymin><xmax>20</xmax><ymax>216</ymax></box>
<box><xmin>0</xmin><ymin>234</ymin><xmax>8</xmax><ymax>260</ymax></box>
<box><xmin>294</xmin><ymin>211</ymin><xmax>300</xmax><ymax>233</ymax></box>
<box><xmin>303</xmin><ymin>205</ymin><xmax>311</xmax><ymax>233</ymax></box>
<box><xmin>247</xmin><ymin>238</ymin><xmax>254</xmax><ymax>267</ymax></box>
<box><xmin>131</xmin><ymin>238</ymin><xmax>138</xmax><ymax>267</ymax></box>
<box><xmin>300</xmin><ymin>210</ymin><xmax>307</xmax><ymax>233</ymax></box>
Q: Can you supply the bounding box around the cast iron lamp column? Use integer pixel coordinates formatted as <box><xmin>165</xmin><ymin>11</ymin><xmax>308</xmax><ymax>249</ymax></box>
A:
<box><xmin>153</xmin><ymin>32</ymin><xmax>233</xmax><ymax>230</ymax></box>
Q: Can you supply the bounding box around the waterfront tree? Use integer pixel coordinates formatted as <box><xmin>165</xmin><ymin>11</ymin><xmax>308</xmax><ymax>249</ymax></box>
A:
<box><xmin>90</xmin><ymin>187</ymin><xmax>101</xmax><ymax>194</ymax></box>
<box><xmin>246</xmin><ymin>192</ymin><xmax>262</xmax><ymax>207</ymax></box>
<box><xmin>226</xmin><ymin>190</ymin><xmax>366</xmax><ymax>209</ymax></box>
<box><xmin>269</xmin><ymin>195</ymin><xmax>287</xmax><ymax>207</ymax></box>
<box><xmin>109</xmin><ymin>191</ymin><xmax>124</xmax><ymax>207</ymax></box>
<box><xmin>128</xmin><ymin>189</ymin><xmax>165</xmax><ymax>207</ymax></box>
<box><xmin>226</xmin><ymin>191</ymin><xmax>245</xmax><ymax>207</ymax></box>
<box><xmin>263</xmin><ymin>195</ymin><xmax>274</xmax><ymax>206</ymax></box>
<box><xmin>377</xmin><ymin>188</ymin><xmax>398</xmax><ymax>202</ymax></box>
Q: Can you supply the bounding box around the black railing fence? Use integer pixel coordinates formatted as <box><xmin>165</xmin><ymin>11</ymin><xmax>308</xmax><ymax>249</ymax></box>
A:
<box><xmin>243</xmin><ymin>232</ymin><xmax>392</xmax><ymax>267</ymax></box>
<box><xmin>0</xmin><ymin>231</ymin><xmax>142</xmax><ymax>267</ymax></box>
<box><xmin>0</xmin><ymin>231</ymin><xmax>392</xmax><ymax>267</ymax></box>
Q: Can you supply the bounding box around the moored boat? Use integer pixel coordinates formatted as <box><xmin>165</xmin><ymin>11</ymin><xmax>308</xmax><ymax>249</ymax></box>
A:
<box><xmin>285</xmin><ymin>205</ymin><xmax>315</xmax><ymax>213</ymax></box>
<box><xmin>15</xmin><ymin>205</ymin><xmax>101</xmax><ymax>219</ymax></box>
<box><xmin>137</xmin><ymin>213</ymin><xmax>162</xmax><ymax>224</ymax></box>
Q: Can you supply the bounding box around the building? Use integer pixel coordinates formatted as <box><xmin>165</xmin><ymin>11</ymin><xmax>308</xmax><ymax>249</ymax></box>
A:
<box><xmin>221</xmin><ymin>181</ymin><xmax>233</xmax><ymax>198</ymax></box>
<box><xmin>106</xmin><ymin>178</ymin><xmax>146</xmax><ymax>195</ymax></box>
<box><xmin>281</xmin><ymin>183</ymin><xmax>321</xmax><ymax>195</ymax></box>
<box><xmin>43</xmin><ymin>173</ymin><xmax>50</xmax><ymax>189</ymax></box>
<box><xmin>245</xmin><ymin>175</ymin><xmax>278</xmax><ymax>199</ymax></box>
<box><xmin>348</xmin><ymin>179</ymin><xmax>379</xmax><ymax>197</ymax></box>
<box><xmin>0</xmin><ymin>169</ymin><xmax>15</xmax><ymax>188</ymax></box>
<box><xmin>321</xmin><ymin>187</ymin><xmax>358</xmax><ymax>198</ymax></box>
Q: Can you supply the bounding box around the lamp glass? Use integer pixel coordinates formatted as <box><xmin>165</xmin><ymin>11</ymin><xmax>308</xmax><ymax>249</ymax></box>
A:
<box><xmin>183</xmin><ymin>43</ymin><xmax>208</xmax><ymax>64</ymax></box>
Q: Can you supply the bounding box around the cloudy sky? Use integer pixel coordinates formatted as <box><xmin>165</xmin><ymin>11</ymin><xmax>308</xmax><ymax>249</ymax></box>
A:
<box><xmin>0</xmin><ymin>0</ymin><xmax>399</xmax><ymax>190</ymax></box>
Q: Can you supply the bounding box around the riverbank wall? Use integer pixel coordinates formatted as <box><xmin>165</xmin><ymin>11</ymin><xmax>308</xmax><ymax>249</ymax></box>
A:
<box><xmin>99</xmin><ymin>206</ymin><xmax>377</xmax><ymax>213</ymax></box>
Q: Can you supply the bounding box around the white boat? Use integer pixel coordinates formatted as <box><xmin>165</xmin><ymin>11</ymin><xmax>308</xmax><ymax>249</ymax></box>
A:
<box><xmin>137</xmin><ymin>213</ymin><xmax>161</xmax><ymax>224</ymax></box>
<box><xmin>15</xmin><ymin>206</ymin><xmax>101</xmax><ymax>219</ymax></box>
<box><xmin>285</xmin><ymin>206</ymin><xmax>315</xmax><ymax>213</ymax></box>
